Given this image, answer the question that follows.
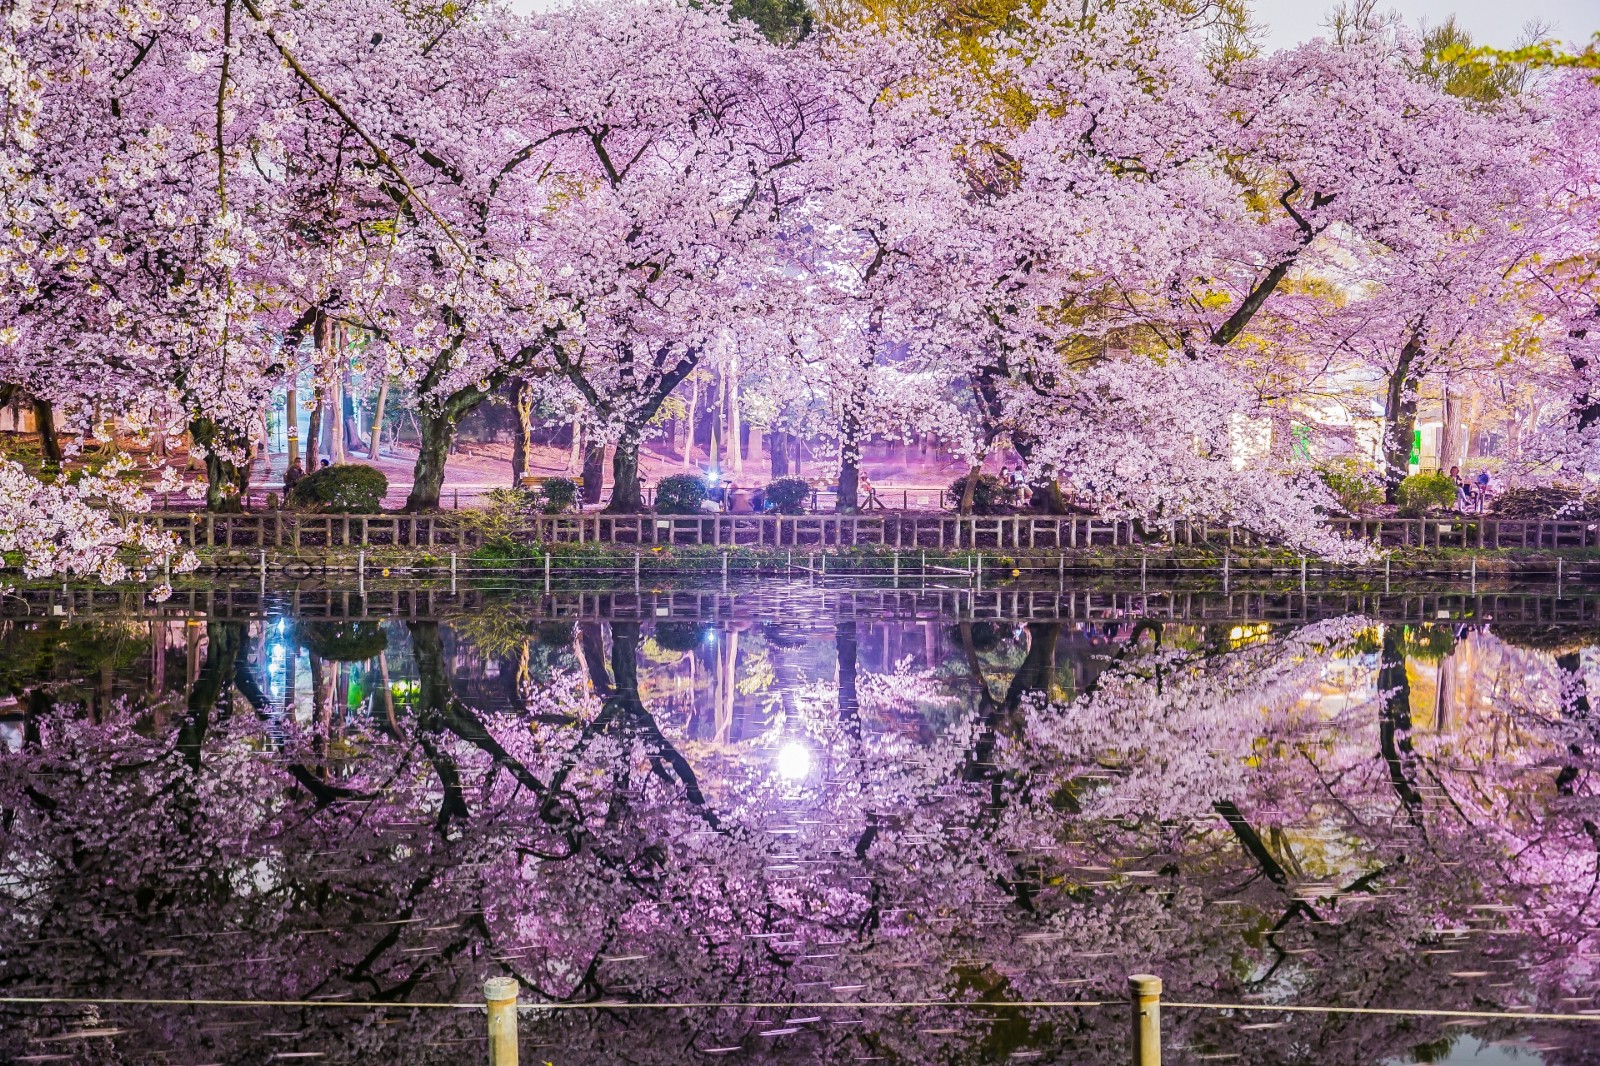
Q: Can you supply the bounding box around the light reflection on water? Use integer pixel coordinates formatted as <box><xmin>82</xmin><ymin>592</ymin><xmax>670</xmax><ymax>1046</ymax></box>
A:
<box><xmin>1</xmin><ymin>579</ymin><xmax>1599</xmax><ymax>1065</ymax></box>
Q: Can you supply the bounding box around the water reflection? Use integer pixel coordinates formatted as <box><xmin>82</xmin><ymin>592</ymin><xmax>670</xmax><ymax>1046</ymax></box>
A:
<box><xmin>2</xmin><ymin>582</ymin><xmax>1599</xmax><ymax>1064</ymax></box>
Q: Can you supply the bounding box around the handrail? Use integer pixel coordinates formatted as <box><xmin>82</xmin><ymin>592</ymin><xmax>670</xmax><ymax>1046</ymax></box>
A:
<box><xmin>137</xmin><ymin>511</ymin><xmax>1598</xmax><ymax>554</ymax></box>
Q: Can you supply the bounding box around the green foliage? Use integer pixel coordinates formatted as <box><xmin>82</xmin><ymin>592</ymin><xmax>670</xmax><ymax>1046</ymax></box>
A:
<box><xmin>1317</xmin><ymin>461</ymin><xmax>1383</xmax><ymax>515</ymax></box>
<box><xmin>1400</xmin><ymin>624</ymin><xmax>1457</xmax><ymax>665</ymax></box>
<box><xmin>482</xmin><ymin>487</ymin><xmax>538</xmax><ymax>511</ymax></box>
<box><xmin>947</xmin><ymin>472</ymin><xmax>1009</xmax><ymax>515</ymax></box>
<box><xmin>537</xmin><ymin>476</ymin><xmax>579</xmax><ymax>514</ymax></box>
<box><xmin>764</xmin><ymin>477</ymin><xmax>811</xmax><ymax>514</ymax></box>
<box><xmin>290</xmin><ymin>463</ymin><xmax>388</xmax><ymax>513</ymax></box>
<box><xmin>461</xmin><ymin>489</ymin><xmax>536</xmax><ymax>560</ymax></box>
<box><xmin>726</xmin><ymin>0</ymin><xmax>811</xmax><ymax>43</ymax></box>
<box><xmin>297</xmin><ymin>621</ymin><xmax>388</xmax><ymax>662</ymax></box>
<box><xmin>1394</xmin><ymin>472</ymin><xmax>1458</xmax><ymax>517</ymax></box>
<box><xmin>656</xmin><ymin>473</ymin><xmax>708</xmax><ymax>515</ymax></box>
<box><xmin>654</xmin><ymin>620</ymin><xmax>711</xmax><ymax>651</ymax></box>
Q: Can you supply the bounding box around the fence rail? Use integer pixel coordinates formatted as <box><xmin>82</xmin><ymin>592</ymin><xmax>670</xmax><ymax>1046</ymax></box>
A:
<box><xmin>144</xmin><ymin>511</ymin><xmax>1600</xmax><ymax>553</ymax></box>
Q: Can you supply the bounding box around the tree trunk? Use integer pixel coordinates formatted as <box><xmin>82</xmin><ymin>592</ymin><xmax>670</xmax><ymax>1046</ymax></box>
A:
<box><xmin>959</xmin><ymin>463</ymin><xmax>981</xmax><ymax>515</ymax></box>
<box><xmin>405</xmin><ymin>409</ymin><xmax>454</xmax><ymax>511</ymax></box>
<box><xmin>304</xmin><ymin>392</ymin><xmax>322</xmax><ymax>471</ymax></box>
<box><xmin>770</xmin><ymin>430</ymin><xmax>788</xmax><ymax>478</ymax></box>
<box><xmin>1378</xmin><ymin>625</ymin><xmax>1423</xmax><ymax>813</ymax></box>
<box><xmin>1440</xmin><ymin>379</ymin><xmax>1465</xmax><ymax>471</ymax></box>
<box><xmin>607</xmin><ymin>436</ymin><xmax>643</xmax><ymax>513</ymax></box>
<box><xmin>1382</xmin><ymin>333</ymin><xmax>1423</xmax><ymax>504</ymax></box>
<box><xmin>835</xmin><ymin>406</ymin><xmax>861</xmax><ymax>513</ymax></box>
<box><xmin>567</xmin><ymin>421</ymin><xmax>582</xmax><ymax>473</ymax></box>
<box><xmin>190</xmin><ymin>416</ymin><xmax>246</xmax><ymax>513</ymax></box>
<box><xmin>511</xmin><ymin>379</ymin><xmax>534</xmax><ymax>487</ymax></box>
<box><xmin>709</xmin><ymin>412</ymin><xmax>720</xmax><ymax>474</ymax></box>
<box><xmin>728</xmin><ymin>355</ymin><xmax>743</xmax><ymax>476</ymax></box>
<box><xmin>836</xmin><ymin>619</ymin><xmax>859</xmax><ymax>730</ymax></box>
<box><xmin>286</xmin><ymin>387</ymin><xmax>300</xmax><ymax>459</ymax></box>
<box><xmin>681</xmin><ymin>378</ymin><xmax>698</xmax><ymax>470</ymax></box>
<box><xmin>330</xmin><ymin>375</ymin><xmax>347</xmax><ymax>464</ymax></box>
<box><xmin>33</xmin><ymin>398</ymin><xmax>61</xmax><ymax>465</ymax></box>
<box><xmin>368</xmin><ymin>380</ymin><xmax>387</xmax><ymax>460</ymax></box>
<box><xmin>1014</xmin><ymin>436</ymin><xmax>1067</xmax><ymax>514</ymax></box>
<box><xmin>581</xmin><ymin>441</ymin><xmax>606</xmax><ymax>505</ymax></box>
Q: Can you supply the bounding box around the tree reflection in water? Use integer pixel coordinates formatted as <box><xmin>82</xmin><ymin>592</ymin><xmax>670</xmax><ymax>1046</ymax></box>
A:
<box><xmin>0</xmin><ymin>589</ymin><xmax>1598</xmax><ymax>1065</ymax></box>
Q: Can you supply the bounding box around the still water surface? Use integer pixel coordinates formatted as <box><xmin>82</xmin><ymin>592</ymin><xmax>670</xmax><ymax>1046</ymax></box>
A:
<box><xmin>2</xmin><ymin>579</ymin><xmax>1599</xmax><ymax>1064</ymax></box>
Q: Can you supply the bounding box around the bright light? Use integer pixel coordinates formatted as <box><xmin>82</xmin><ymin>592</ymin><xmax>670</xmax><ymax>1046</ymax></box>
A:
<box><xmin>775</xmin><ymin>741</ymin><xmax>812</xmax><ymax>781</ymax></box>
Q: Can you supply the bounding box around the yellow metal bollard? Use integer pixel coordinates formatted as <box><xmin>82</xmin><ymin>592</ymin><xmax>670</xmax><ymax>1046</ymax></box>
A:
<box><xmin>1129</xmin><ymin>974</ymin><xmax>1162</xmax><ymax>1066</ymax></box>
<box><xmin>484</xmin><ymin>976</ymin><xmax>519</xmax><ymax>1066</ymax></box>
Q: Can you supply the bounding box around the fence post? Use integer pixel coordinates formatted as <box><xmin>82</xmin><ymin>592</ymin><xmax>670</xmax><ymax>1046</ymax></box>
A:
<box><xmin>1129</xmin><ymin>974</ymin><xmax>1162</xmax><ymax>1066</ymax></box>
<box><xmin>484</xmin><ymin>976</ymin><xmax>519</xmax><ymax>1066</ymax></box>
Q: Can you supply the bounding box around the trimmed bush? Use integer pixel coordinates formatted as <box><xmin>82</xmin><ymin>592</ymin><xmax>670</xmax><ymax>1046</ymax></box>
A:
<box><xmin>656</xmin><ymin>473</ymin><xmax>708</xmax><ymax>514</ymax></box>
<box><xmin>946</xmin><ymin>472</ymin><xmax>1009</xmax><ymax>515</ymax></box>
<box><xmin>538</xmin><ymin>476</ymin><xmax>579</xmax><ymax>514</ymax></box>
<box><xmin>291</xmin><ymin>463</ymin><xmax>388</xmax><ymax>513</ymax></box>
<box><xmin>1394</xmin><ymin>472</ymin><xmax>1458</xmax><ymax>517</ymax></box>
<box><xmin>764</xmin><ymin>477</ymin><xmax>811</xmax><ymax>515</ymax></box>
<box><xmin>1317</xmin><ymin>461</ymin><xmax>1383</xmax><ymax>516</ymax></box>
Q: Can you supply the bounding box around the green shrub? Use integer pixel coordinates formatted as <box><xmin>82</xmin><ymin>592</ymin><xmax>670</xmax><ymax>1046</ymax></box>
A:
<box><xmin>1394</xmin><ymin>472</ymin><xmax>1458</xmax><ymax>517</ymax></box>
<box><xmin>764</xmin><ymin>477</ymin><xmax>811</xmax><ymax>514</ymax></box>
<box><xmin>946</xmin><ymin>472</ymin><xmax>1009</xmax><ymax>515</ymax></box>
<box><xmin>656</xmin><ymin>473</ymin><xmax>708</xmax><ymax>514</ymax></box>
<box><xmin>537</xmin><ymin>476</ymin><xmax>579</xmax><ymax>514</ymax></box>
<box><xmin>297</xmin><ymin>621</ymin><xmax>388</xmax><ymax>662</ymax></box>
<box><xmin>1317</xmin><ymin>461</ymin><xmax>1383</xmax><ymax>515</ymax></box>
<box><xmin>291</xmin><ymin>463</ymin><xmax>388</xmax><ymax>513</ymax></box>
<box><xmin>482</xmin><ymin>487</ymin><xmax>539</xmax><ymax>512</ymax></box>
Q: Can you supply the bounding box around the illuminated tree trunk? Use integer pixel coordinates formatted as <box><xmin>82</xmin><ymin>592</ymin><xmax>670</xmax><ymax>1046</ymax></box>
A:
<box><xmin>510</xmin><ymin>379</ymin><xmax>534</xmax><ymax>487</ymax></box>
<box><xmin>1440</xmin><ymin>379</ymin><xmax>1465</xmax><ymax>471</ymax></box>
<box><xmin>367</xmin><ymin>380</ymin><xmax>387</xmax><ymax>460</ymax></box>
<box><xmin>728</xmin><ymin>354</ymin><xmax>743</xmax><ymax>476</ymax></box>
<box><xmin>681</xmin><ymin>377</ymin><xmax>698</xmax><ymax>470</ymax></box>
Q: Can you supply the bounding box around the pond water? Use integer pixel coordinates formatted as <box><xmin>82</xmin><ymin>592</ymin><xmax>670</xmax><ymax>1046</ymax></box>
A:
<box><xmin>2</xmin><ymin>578</ymin><xmax>1600</xmax><ymax>1065</ymax></box>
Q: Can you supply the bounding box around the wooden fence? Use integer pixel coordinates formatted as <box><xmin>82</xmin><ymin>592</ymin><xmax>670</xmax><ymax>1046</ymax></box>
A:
<box><xmin>142</xmin><ymin>511</ymin><xmax>1600</xmax><ymax>553</ymax></box>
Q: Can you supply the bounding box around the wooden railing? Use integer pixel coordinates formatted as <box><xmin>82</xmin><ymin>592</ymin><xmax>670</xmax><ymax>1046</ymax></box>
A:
<box><xmin>142</xmin><ymin>511</ymin><xmax>1600</xmax><ymax>553</ymax></box>
<box><xmin>146</xmin><ymin>512</ymin><xmax>474</xmax><ymax>550</ymax></box>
